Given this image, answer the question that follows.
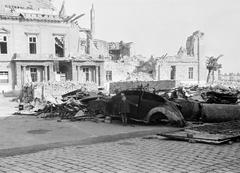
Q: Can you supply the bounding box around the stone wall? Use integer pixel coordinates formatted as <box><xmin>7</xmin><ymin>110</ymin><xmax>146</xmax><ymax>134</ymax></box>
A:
<box><xmin>109</xmin><ymin>80</ymin><xmax>176</xmax><ymax>94</ymax></box>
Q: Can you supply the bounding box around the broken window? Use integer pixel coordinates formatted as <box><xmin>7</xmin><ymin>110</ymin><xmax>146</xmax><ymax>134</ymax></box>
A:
<box><xmin>170</xmin><ymin>66</ymin><xmax>176</xmax><ymax>80</ymax></box>
<box><xmin>0</xmin><ymin>35</ymin><xmax>7</xmax><ymax>54</ymax></box>
<box><xmin>189</xmin><ymin>67</ymin><xmax>193</xmax><ymax>79</ymax></box>
<box><xmin>83</xmin><ymin>67</ymin><xmax>89</xmax><ymax>82</ymax></box>
<box><xmin>0</xmin><ymin>71</ymin><xmax>8</xmax><ymax>83</ymax></box>
<box><xmin>29</xmin><ymin>36</ymin><xmax>37</xmax><ymax>54</ymax></box>
<box><xmin>55</xmin><ymin>35</ymin><xmax>65</xmax><ymax>57</ymax></box>
<box><xmin>106</xmin><ymin>71</ymin><xmax>112</xmax><ymax>81</ymax></box>
<box><xmin>30</xmin><ymin>68</ymin><xmax>37</xmax><ymax>82</ymax></box>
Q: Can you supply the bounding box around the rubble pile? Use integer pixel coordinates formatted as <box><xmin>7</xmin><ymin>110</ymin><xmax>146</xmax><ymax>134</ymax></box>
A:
<box><xmin>166</xmin><ymin>85</ymin><xmax>240</xmax><ymax>104</ymax></box>
<box><xmin>37</xmin><ymin>97</ymin><xmax>88</xmax><ymax>120</ymax></box>
<box><xmin>18</xmin><ymin>82</ymin><xmax>108</xmax><ymax>121</ymax></box>
<box><xmin>20</xmin><ymin>84</ymin><xmax>35</xmax><ymax>103</ymax></box>
<box><xmin>188</xmin><ymin>120</ymin><xmax>240</xmax><ymax>136</ymax></box>
<box><xmin>32</xmin><ymin>89</ymin><xmax>108</xmax><ymax>121</ymax></box>
<box><xmin>217</xmin><ymin>80</ymin><xmax>240</xmax><ymax>90</ymax></box>
<box><xmin>126</xmin><ymin>72</ymin><xmax>153</xmax><ymax>81</ymax></box>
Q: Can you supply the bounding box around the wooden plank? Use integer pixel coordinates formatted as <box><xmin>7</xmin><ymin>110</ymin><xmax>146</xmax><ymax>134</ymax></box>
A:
<box><xmin>158</xmin><ymin>129</ymin><xmax>233</xmax><ymax>144</ymax></box>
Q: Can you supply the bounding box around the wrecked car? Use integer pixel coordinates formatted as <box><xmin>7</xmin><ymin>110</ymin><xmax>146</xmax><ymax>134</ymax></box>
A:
<box><xmin>172</xmin><ymin>98</ymin><xmax>240</xmax><ymax>123</ymax></box>
<box><xmin>172</xmin><ymin>98</ymin><xmax>201</xmax><ymax>121</ymax></box>
<box><xmin>105</xmin><ymin>90</ymin><xmax>185</xmax><ymax>127</ymax></box>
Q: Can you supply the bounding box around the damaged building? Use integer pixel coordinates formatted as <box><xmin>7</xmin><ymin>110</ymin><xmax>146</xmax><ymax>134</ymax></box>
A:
<box><xmin>104</xmin><ymin>32</ymin><xmax>208</xmax><ymax>85</ymax></box>
<box><xmin>0</xmin><ymin>0</ymin><xmax>105</xmax><ymax>92</ymax></box>
<box><xmin>0</xmin><ymin>0</ymin><xmax>136</xmax><ymax>92</ymax></box>
<box><xmin>155</xmin><ymin>31</ymin><xmax>207</xmax><ymax>84</ymax></box>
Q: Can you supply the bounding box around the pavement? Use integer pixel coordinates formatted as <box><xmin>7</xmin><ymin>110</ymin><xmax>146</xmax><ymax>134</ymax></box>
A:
<box><xmin>0</xmin><ymin>94</ymin><xmax>18</xmax><ymax>118</ymax></box>
<box><xmin>0</xmin><ymin>137</ymin><xmax>240</xmax><ymax>173</ymax></box>
<box><xmin>0</xmin><ymin>115</ymin><xmax>179</xmax><ymax>156</ymax></box>
<box><xmin>0</xmin><ymin>95</ymin><xmax>179</xmax><ymax>157</ymax></box>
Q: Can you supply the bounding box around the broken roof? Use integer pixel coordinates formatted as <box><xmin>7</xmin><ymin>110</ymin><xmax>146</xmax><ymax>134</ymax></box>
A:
<box><xmin>0</xmin><ymin>0</ymin><xmax>64</xmax><ymax>22</ymax></box>
<box><xmin>1</xmin><ymin>0</ymin><xmax>55</xmax><ymax>11</ymax></box>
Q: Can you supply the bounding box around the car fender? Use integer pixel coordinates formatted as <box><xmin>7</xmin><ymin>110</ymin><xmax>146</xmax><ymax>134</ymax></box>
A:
<box><xmin>146</xmin><ymin>106</ymin><xmax>185</xmax><ymax>127</ymax></box>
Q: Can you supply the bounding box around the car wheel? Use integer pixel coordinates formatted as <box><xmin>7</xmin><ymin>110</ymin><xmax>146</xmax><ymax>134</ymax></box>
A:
<box><xmin>149</xmin><ymin>112</ymin><xmax>169</xmax><ymax>125</ymax></box>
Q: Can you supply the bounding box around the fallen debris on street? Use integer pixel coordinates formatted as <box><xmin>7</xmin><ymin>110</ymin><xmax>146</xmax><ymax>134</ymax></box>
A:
<box><xmin>159</xmin><ymin>120</ymin><xmax>240</xmax><ymax>144</ymax></box>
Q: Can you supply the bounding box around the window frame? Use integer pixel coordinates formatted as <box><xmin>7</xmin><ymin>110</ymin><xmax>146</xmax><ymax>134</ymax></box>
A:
<box><xmin>54</xmin><ymin>35</ymin><xmax>65</xmax><ymax>57</ymax></box>
<box><xmin>0</xmin><ymin>71</ymin><xmax>9</xmax><ymax>83</ymax></box>
<box><xmin>188</xmin><ymin>67</ymin><xmax>194</xmax><ymax>79</ymax></box>
<box><xmin>0</xmin><ymin>34</ymin><xmax>8</xmax><ymax>54</ymax></box>
<box><xmin>170</xmin><ymin>66</ymin><xmax>176</xmax><ymax>80</ymax></box>
<box><xmin>28</xmin><ymin>35</ymin><xmax>37</xmax><ymax>54</ymax></box>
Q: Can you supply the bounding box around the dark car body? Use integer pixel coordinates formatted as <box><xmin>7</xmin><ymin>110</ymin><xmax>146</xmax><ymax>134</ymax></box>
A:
<box><xmin>105</xmin><ymin>90</ymin><xmax>185</xmax><ymax>127</ymax></box>
<box><xmin>172</xmin><ymin>98</ymin><xmax>201</xmax><ymax>121</ymax></box>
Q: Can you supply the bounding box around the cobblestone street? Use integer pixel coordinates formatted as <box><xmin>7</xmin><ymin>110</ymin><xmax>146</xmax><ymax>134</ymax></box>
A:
<box><xmin>0</xmin><ymin>137</ymin><xmax>240</xmax><ymax>173</ymax></box>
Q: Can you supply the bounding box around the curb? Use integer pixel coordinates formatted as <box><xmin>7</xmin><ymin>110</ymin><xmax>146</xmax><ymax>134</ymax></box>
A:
<box><xmin>0</xmin><ymin>128</ymin><xmax>176</xmax><ymax>158</ymax></box>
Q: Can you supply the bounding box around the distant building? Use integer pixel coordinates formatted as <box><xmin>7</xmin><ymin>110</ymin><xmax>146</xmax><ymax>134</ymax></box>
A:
<box><xmin>155</xmin><ymin>32</ymin><xmax>207</xmax><ymax>84</ymax></box>
<box><xmin>220</xmin><ymin>73</ymin><xmax>240</xmax><ymax>81</ymax></box>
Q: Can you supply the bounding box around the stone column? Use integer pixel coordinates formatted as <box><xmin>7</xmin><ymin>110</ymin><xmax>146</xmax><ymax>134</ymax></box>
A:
<box><xmin>72</xmin><ymin>62</ymin><xmax>77</xmax><ymax>81</ymax></box>
<box><xmin>96</xmin><ymin>66</ymin><xmax>99</xmax><ymax>86</ymax></box>
<box><xmin>76</xmin><ymin>66</ymin><xmax>80</xmax><ymax>82</ymax></box>
<box><xmin>49</xmin><ymin>63</ymin><xmax>55</xmax><ymax>81</ymax></box>
<box><xmin>94</xmin><ymin>67</ymin><xmax>97</xmax><ymax>83</ymax></box>
<box><xmin>99</xmin><ymin>64</ymin><xmax>104</xmax><ymax>86</ymax></box>
<box><xmin>44</xmin><ymin>65</ymin><xmax>48</xmax><ymax>81</ymax></box>
<box><xmin>158</xmin><ymin>65</ymin><xmax>161</xmax><ymax>81</ymax></box>
<box><xmin>16</xmin><ymin>63</ymin><xmax>22</xmax><ymax>88</ymax></box>
<box><xmin>22</xmin><ymin>65</ymin><xmax>26</xmax><ymax>85</ymax></box>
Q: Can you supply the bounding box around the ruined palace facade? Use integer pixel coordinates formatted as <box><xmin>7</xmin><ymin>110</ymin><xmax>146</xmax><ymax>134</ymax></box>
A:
<box><xmin>0</xmin><ymin>0</ymin><xmax>105</xmax><ymax>92</ymax></box>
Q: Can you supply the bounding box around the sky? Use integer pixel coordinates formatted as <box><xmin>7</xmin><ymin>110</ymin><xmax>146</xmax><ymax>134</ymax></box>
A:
<box><xmin>53</xmin><ymin>0</ymin><xmax>240</xmax><ymax>73</ymax></box>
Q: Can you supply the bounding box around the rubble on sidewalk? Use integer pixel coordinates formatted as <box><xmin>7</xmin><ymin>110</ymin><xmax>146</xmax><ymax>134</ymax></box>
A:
<box><xmin>16</xmin><ymin>82</ymin><xmax>109</xmax><ymax>121</ymax></box>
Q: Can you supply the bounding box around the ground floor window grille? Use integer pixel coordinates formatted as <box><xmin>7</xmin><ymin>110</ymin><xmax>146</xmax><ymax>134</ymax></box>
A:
<box><xmin>0</xmin><ymin>71</ymin><xmax>8</xmax><ymax>83</ymax></box>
